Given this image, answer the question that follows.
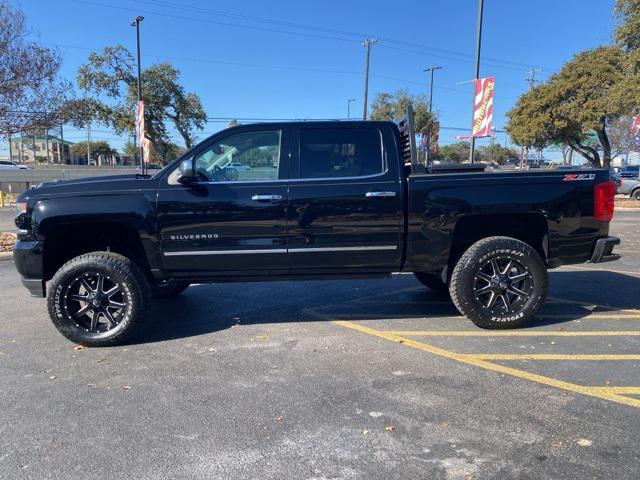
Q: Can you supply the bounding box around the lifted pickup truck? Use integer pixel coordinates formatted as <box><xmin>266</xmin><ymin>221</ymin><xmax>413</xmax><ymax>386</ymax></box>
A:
<box><xmin>13</xmin><ymin>108</ymin><xmax>620</xmax><ymax>346</ymax></box>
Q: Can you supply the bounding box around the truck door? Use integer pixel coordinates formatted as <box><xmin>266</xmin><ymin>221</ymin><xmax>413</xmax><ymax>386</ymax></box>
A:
<box><xmin>156</xmin><ymin>126</ymin><xmax>290</xmax><ymax>274</ymax></box>
<box><xmin>287</xmin><ymin>124</ymin><xmax>403</xmax><ymax>272</ymax></box>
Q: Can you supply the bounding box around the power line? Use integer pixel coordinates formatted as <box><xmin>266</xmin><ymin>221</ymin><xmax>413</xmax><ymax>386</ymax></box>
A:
<box><xmin>47</xmin><ymin>41</ymin><xmax>517</xmax><ymax>98</ymax></box>
<box><xmin>71</xmin><ymin>0</ymin><xmax>543</xmax><ymax>73</ymax></box>
<box><xmin>526</xmin><ymin>67</ymin><xmax>544</xmax><ymax>88</ymax></box>
<box><xmin>134</xmin><ymin>0</ymin><xmax>540</xmax><ymax>70</ymax></box>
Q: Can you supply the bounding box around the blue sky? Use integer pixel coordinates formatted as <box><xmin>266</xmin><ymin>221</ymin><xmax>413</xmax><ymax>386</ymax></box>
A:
<box><xmin>4</xmin><ymin>0</ymin><xmax>617</xmax><ymax>159</ymax></box>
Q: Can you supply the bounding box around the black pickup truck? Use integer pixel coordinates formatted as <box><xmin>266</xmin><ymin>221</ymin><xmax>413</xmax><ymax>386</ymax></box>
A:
<box><xmin>13</xmin><ymin>108</ymin><xmax>620</xmax><ymax>346</ymax></box>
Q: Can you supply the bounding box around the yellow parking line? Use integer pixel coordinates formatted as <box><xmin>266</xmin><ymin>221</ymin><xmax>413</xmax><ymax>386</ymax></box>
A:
<box><xmin>548</xmin><ymin>296</ymin><xmax>640</xmax><ymax>315</ymax></box>
<box><xmin>384</xmin><ymin>330</ymin><xmax>640</xmax><ymax>337</ymax></box>
<box><xmin>561</xmin><ymin>265</ymin><xmax>640</xmax><ymax>278</ymax></box>
<box><xmin>332</xmin><ymin>319</ymin><xmax>640</xmax><ymax>409</ymax></box>
<box><xmin>460</xmin><ymin>353</ymin><xmax>640</xmax><ymax>361</ymax></box>
<box><xmin>587</xmin><ymin>387</ymin><xmax>640</xmax><ymax>394</ymax></box>
<box><xmin>538</xmin><ymin>314</ymin><xmax>640</xmax><ymax>319</ymax></box>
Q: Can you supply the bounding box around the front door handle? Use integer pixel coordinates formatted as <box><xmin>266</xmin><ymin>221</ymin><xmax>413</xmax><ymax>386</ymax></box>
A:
<box><xmin>251</xmin><ymin>194</ymin><xmax>284</xmax><ymax>202</ymax></box>
<box><xmin>365</xmin><ymin>191</ymin><xmax>397</xmax><ymax>198</ymax></box>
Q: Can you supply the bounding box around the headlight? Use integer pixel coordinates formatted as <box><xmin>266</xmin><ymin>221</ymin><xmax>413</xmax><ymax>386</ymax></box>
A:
<box><xmin>17</xmin><ymin>201</ymin><xmax>27</xmax><ymax>214</ymax></box>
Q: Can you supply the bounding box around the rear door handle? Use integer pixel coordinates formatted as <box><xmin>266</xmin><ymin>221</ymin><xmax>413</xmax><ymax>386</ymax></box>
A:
<box><xmin>251</xmin><ymin>194</ymin><xmax>284</xmax><ymax>202</ymax></box>
<box><xmin>365</xmin><ymin>191</ymin><xmax>397</xmax><ymax>198</ymax></box>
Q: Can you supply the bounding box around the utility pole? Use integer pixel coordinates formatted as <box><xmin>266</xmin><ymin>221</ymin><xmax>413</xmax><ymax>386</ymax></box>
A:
<box><xmin>19</xmin><ymin>131</ymin><xmax>24</xmax><ymax>163</ymax></box>
<box><xmin>361</xmin><ymin>37</ymin><xmax>377</xmax><ymax>120</ymax></box>
<box><xmin>44</xmin><ymin>127</ymin><xmax>51</xmax><ymax>164</ymax></box>
<box><xmin>86</xmin><ymin>122</ymin><xmax>91</xmax><ymax>165</ymax></box>
<box><xmin>131</xmin><ymin>15</ymin><xmax>145</xmax><ymax>173</ymax></box>
<box><xmin>520</xmin><ymin>67</ymin><xmax>543</xmax><ymax>169</ymax></box>
<box><xmin>347</xmin><ymin>98</ymin><xmax>355</xmax><ymax>120</ymax></box>
<box><xmin>469</xmin><ymin>0</ymin><xmax>484</xmax><ymax>164</ymax></box>
<box><xmin>60</xmin><ymin>123</ymin><xmax>65</xmax><ymax>164</ymax></box>
<box><xmin>424</xmin><ymin>66</ymin><xmax>442</xmax><ymax>167</ymax></box>
<box><xmin>526</xmin><ymin>67</ymin><xmax>543</xmax><ymax>89</ymax></box>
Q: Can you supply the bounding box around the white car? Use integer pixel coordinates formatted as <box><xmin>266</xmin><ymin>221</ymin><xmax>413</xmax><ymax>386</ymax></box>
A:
<box><xmin>225</xmin><ymin>162</ymin><xmax>252</xmax><ymax>172</ymax></box>
<box><xmin>0</xmin><ymin>160</ymin><xmax>29</xmax><ymax>170</ymax></box>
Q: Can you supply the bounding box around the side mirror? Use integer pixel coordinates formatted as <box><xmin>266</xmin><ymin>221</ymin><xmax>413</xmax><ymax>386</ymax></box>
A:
<box><xmin>176</xmin><ymin>158</ymin><xmax>195</xmax><ymax>185</ymax></box>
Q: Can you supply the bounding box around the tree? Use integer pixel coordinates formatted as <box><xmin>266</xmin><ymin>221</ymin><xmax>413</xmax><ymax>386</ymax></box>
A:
<box><xmin>67</xmin><ymin>45</ymin><xmax>206</xmax><ymax>160</ymax></box>
<box><xmin>70</xmin><ymin>140</ymin><xmax>117</xmax><ymax>163</ymax></box>
<box><xmin>477</xmin><ymin>143</ymin><xmax>519</xmax><ymax>165</ymax></box>
<box><xmin>614</xmin><ymin>0</ymin><xmax>640</xmax><ymax>52</ymax></box>
<box><xmin>608</xmin><ymin>116</ymin><xmax>639</xmax><ymax>158</ymax></box>
<box><xmin>437</xmin><ymin>141</ymin><xmax>482</xmax><ymax>163</ymax></box>
<box><xmin>370</xmin><ymin>89</ymin><xmax>438</xmax><ymax>160</ymax></box>
<box><xmin>506</xmin><ymin>46</ymin><xmax>633</xmax><ymax>167</ymax></box>
<box><xmin>0</xmin><ymin>2</ymin><xmax>69</xmax><ymax>142</ymax></box>
<box><xmin>124</xmin><ymin>139</ymin><xmax>183</xmax><ymax>164</ymax></box>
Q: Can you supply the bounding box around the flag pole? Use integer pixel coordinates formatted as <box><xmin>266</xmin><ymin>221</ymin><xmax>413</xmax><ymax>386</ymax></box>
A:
<box><xmin>469</xmin><ymin>0</ymin><xmax>484</xmax><ymax>164</ymax></box>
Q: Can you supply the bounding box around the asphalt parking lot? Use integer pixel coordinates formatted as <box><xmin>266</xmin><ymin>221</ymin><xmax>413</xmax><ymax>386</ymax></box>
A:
<box><xmin>0</xmin><ymin>211</ymin><xmax>639</xmax><ymax>479</ymax></box>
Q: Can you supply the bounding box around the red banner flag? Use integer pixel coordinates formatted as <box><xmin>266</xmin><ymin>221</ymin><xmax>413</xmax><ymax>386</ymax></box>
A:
<box><xmin>136</xmin><ymin>100</ymin><xmax>149</xmax><ymax>163</ymax></box>
<box><xmin>472</xmin><ymin>77</ymin><xmax>495</xmax><ymax>138</ymax></box>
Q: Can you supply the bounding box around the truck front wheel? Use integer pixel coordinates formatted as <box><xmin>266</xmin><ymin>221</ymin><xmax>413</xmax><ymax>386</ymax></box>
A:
<box><xmin>449</xmin><ymin>237</ymin><xmax>548</xmax><ymax>329</ymax></box>
<box><xmin>47</xmin><ymin>252</ymin><xmax>151</xmax><ymax>347</ymax></box>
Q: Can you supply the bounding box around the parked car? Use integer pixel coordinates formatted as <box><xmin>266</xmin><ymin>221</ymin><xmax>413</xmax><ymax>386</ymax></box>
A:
<box><xmin>0</xmin><ymin>160</ymin><xmax>29</xmax><ymax>170</ymax></box>
<box><xmin>13</xmin><ymin>107</ymin><xmax>620</xmax><ymax>346</ymax></box>
<box><xmin>617</xmin><ymin>176</ymin><xmax>640</xmax><ymax>200</ymax></box>
<box><xmin>618</xmin><ymin>165</ymin><xmax>639</xmax><ymax>178</ymax></box>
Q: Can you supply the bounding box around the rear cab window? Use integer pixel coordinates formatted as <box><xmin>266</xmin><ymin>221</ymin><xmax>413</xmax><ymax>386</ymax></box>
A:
<box><xmin>297</xmin><ymin>127</ymin><xmax>385</xmax><ymax>179</ymax></box>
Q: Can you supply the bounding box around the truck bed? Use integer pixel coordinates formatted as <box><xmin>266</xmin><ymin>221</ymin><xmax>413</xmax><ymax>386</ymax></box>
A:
<box><xmin>404</xmin><ymin>169</ymin><xmax>611</xmax><ymax>274</ymax></box>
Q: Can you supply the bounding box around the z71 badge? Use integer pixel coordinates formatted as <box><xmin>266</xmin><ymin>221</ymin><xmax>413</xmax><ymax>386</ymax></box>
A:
<box><xmin>563</xmin><ymin>173</ymin><xmax>596</xmax><ymax>181</ymax></box>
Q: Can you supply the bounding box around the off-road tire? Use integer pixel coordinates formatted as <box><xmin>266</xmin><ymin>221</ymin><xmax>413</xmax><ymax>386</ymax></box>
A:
<box><xmin>151</xmin><ymin>280</ymin><xmax>190</xmax><ymax>299</ymax></box>
<box><xmin>449</xmin><ymin>236</ymin><xmax>548</xmax><ymax>329</ymax></box>
<box><xmin>47</xmin><ymin>251</ymin><xmax>151</xmax><ymax>347</ymax></box>
<box><xmin>414</xmin><ymin>272</ymin><xmax>449</xmax><ymax>294</ymax></box>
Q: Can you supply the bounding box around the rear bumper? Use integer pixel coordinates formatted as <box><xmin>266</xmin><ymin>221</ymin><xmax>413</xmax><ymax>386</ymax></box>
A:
<box><xmin>589</xmin><ymin>236</ymin><xmax>620</xmax><ymax>263</ymax></box>
<box><xmin>13</xmin><ymin>239</ymin><xmax>46</xmax><ymax>298</ymax></box>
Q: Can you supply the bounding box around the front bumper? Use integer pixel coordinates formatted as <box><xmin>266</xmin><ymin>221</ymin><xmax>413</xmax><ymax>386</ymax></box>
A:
<box><xmin>13</xmin><ymin>239</ymin><xmax>46</xmax><ymax>297</ymax></box>
<box><xmin>590</xmin><ymin>236</ymin><xmax>620</xmax><ymax>263</ymax></box>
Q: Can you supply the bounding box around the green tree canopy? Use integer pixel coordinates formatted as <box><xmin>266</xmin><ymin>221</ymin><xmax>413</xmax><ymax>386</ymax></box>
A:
<box><xmin>614</xmin><ymin>0</ymin><xmax>640</xmax><ymax>52</ymax></box>
<box><xmin>64</xmin><ymin>45</ymin><xmax>206</xmax><ymax>161</ymax></box>
<box><xmin>70</xmin><ymin>140</ymin><xmax>117</xmax><ymax>161</ymax></box>
<box><xmin>369</xmin><ymin>89</ymin><xmax>438</xmax><ymax>138</ymax></box>
<box><xmin>506</xmin><ymin>46</ymin><xmax>633</xmax><ymax>167</ymax></box>
<box><xmin>477</xmin><ymin>143</ymin><xmax>519</xmax><ymax>165</ymax></box>
<box><xmin>436</xmin><ymin>141</ymin><xmax>482</xmax><ymax>163</ymax></box>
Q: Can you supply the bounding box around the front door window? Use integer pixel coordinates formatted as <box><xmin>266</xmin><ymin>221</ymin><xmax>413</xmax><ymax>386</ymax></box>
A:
<box><xmin>194</xmin><ymin>130</ymin><xmax>281</xmax><ymax>182</ymax></box>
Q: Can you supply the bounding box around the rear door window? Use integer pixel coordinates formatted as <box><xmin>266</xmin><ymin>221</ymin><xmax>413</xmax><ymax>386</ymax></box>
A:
<box><xmin>299</xmin><ymin>128</ymin><xmax>384</xmax><ymax>179</ymax></box>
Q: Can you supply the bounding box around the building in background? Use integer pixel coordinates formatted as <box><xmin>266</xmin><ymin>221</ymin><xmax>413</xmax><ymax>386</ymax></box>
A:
<box><xmin>9</xmin><ymin>135</ymin><xmax>74</xmax><ymax>164</ymax></box>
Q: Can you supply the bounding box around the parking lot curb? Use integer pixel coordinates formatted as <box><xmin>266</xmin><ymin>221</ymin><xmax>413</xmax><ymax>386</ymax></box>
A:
<box><xmin>0</xmin><ymin>252</ymin><xmax>13</xmax><ymax>261</ymax></box>
<box><xmin>616</xmin><ymin>207</ymin><xmax>640</xmax><ymax>211</ymax></box>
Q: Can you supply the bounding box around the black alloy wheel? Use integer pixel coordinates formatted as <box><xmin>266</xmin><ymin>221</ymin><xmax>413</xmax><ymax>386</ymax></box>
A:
<box><xmin>449</xmin><ymin>236</ymin><xmax>548</xmax><ymax>329</ymax></box>
<box><xmin>472</xmin><ymin>256</ymin><xmax>533</xmax><ymax>316</ymax></box>
<box><xmin>48</xmin><ymin>252</ymin><xmax>150</xmax><ymax>346</ymax></box>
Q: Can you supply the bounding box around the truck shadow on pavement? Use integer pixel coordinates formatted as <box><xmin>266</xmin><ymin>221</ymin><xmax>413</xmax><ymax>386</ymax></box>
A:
<box><xmin>133</xmin><ymin>270</ymin><xmax>640</xmax><ymax>345</ymax></box>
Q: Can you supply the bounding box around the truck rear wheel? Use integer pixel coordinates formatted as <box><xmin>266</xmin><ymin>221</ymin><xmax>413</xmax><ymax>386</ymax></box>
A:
<box><xmin>414</xmin><ymin>272</ymin><xmax>449</xmax><ymax>294</ymax></box>
<box><xmin>449</xmin><ymin>237</ymin><xmax>547</xmax><ymax>329</ymax></box>
<box><xmin>47</xmin><ymin>252</ymin><xmax>151</xmax><ymax>347</ymax></box>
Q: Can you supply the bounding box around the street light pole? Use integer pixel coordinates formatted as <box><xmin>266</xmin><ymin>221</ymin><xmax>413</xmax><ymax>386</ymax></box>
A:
<box><xmin>361</xmin><ymin>37</ymin><xmax>377</xmax><ymax>121</ymax></box>
<box><xmin>424</xmin><ymin>66</ymin><xmax>441</xmax><ymax>167</ymax></box>
<box><xmin>347</xmin><ymin>98</ymin><xmax>355</xmax><ymax>119</ymax></box>
<box><xmin>131</xmin><ymin>15</ymin><xmax>145</xmax><ymax>174</ymax></box>
<box><xmin>469</xmin><ymin>0</ymin><xmax>484</xmax><ymax>164</ymax></box>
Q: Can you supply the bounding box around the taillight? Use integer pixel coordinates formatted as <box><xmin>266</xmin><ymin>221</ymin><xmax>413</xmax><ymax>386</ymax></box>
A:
<box><xmin>594</xmin><ymin>180</ymin><xmax>615</xmax><ymax>222</ymax></box>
